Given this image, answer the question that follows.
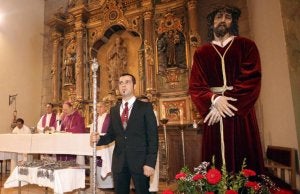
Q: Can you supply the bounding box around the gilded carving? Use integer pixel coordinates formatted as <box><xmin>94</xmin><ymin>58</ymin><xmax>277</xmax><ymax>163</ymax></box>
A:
<box><xmin>88</xmin><ymin>0</ymin><xmax>105</xmax><ymax>7</ymax></box>
<box><xmin>64</xmin><ymin>53</ymin><xmax>76</xmax><ymax>84</ymax></box>
<box><xmin>51</xmin><ymin>31</ymin><xmax>62</xmax><ymax>43</ymax></box>
<box><xmin>107</xmin><ymin>37</ymin><xmax>128</xmax><ymax>93</ymax></box>
<box><xmin>165</xmin><ymin>68</ymin><xmax>180</xmax><ymax>89</ymax></box>
<box><xmin>46</xmin><ymin>0</ymin><xmax>195</xmax><ymax>127</ymax></box>
<box><xmin>157</xmin><ymin>13</ymin><xmax>182</xmax><ymax>34</ymax></box>
<box><xmin>89</xmin><ymin>1</ymin><xmax>130</xmax><ymax>48</ymax></box>
<box><xmin>144</xmin><ymin>11</ymin><xmax>152</xmax><ymax>21</ymax></box>
<box><xmin>64</xmin><ymin>38</ymin><xmax>77</xmax><ymax>86</ymax></box>
<box><xmin>138</xmin><ymin>49</ymin><xmax>144</xmax><ymax>92</ymax></box>
<box><xmin>189</xmin><ymin>32</ymin><xmax>201</xmax><ymax>47</ymax></box>
<box><xmin>144</xmin><ymin>40</ymin><xmax>154</xmax><ymax>66</ymax></box>
<box><xmin>187</xmin><ymin>0</ymin><xmax>197</xmax><ymax>9</ymax></box>
<box><xmin>75</xmin><ymin>55</ymin><xmax>82</xmax><ymax>79</ymax></box>
<box><xmin>50</xmin><ymin>65</ymin><xmax>56</xmax><ymax>80</ymax></box>
<box><xmin>160</xmin><ymin>98</ymin><xmax>188</xmax><ymax>124</ymax></box>
<box><xmin>89</xmin><ymin>28</ymin><xmax>104</xmax><ymax>44</ymax></box>
<box><xmin>103</xmin><ymin>0</ymin><xmax>124</xmax><ymax>24</ymax></box>
<box><xmin>156</xmin><ymin>13</ymin><xmax>187</xmax><ymax>73</ymax></box>
<box><xmin>157</xmin><ymin>30</ymin><xmax>187</xmax><ymax>72</ymax></box>
<box><xmin>67</xmin><ymin>0</ymin><xmax>88</xmax><ymax>8</ymax></box>
<box><xmin>130</xmin><ymin>16</ymin><xmax>142</xmax><ymax>33</ymax></box>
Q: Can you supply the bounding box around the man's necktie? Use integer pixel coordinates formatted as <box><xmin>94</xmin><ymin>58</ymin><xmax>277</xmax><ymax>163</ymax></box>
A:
<box><xmin>121</xmin><ymin>102</ymin><xmax>128</xmax><ymax>129</ymax></box>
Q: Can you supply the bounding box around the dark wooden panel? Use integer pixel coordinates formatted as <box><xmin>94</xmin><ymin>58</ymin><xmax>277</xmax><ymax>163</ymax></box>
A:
<box><xmin>158</xmin><ymin>125</ymin><xmax>202</xmax><ymax>181</ymax></box>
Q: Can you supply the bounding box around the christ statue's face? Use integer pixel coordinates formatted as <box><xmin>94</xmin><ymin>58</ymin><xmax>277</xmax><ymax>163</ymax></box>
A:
<box><xmin>213</xmin><ymin>11</ymin><xmax>232</xmax><ymax>38</ymax></box>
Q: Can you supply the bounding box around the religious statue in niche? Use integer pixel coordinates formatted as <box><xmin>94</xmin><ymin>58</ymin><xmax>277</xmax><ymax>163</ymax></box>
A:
<box><xmin>64</xmin><ymin>53</ymin><xmax>76</xmax><ymax>85</ymax></box>
<box><xmin>107</xmin><ymin>37</ymin><xmax>128</xmax><ymax>93</ymax></box>
<box><xmin>157</xmin><ymin>30</ymin><xmax>187</xmax><ymax>73</ymax></box>
<box><xmin>166</xmin><ymin>30</ymin><xmax>179</xmax><ymax>65</ymax></box>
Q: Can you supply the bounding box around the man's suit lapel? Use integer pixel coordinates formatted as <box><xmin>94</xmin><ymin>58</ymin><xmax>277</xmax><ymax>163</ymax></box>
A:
<box><xmin>127</xmin><ymin>100</ymin><xmax>138</xmax><ymax>128</ymax></box>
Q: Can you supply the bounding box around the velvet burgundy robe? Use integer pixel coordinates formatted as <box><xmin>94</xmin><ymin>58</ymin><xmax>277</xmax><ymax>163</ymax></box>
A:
<box><xmin>189</xmin><ymin>36</ymin><xmax>264</xmax><ymax>173</ymax></box>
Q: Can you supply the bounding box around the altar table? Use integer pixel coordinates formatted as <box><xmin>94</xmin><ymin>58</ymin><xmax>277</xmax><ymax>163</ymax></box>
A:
<box><xmin>0</xmin><ymin>133</ymin><xmax>114</xmax><ymax>191</ymax></box>
<box><xmin>0</xmin><ymin>133</ymin><xmax>93</xmax><ymax>155</ymax></box>
<box><xmin>4</xmin><ymin>166</ymin><xmax>85</xmax><ymax>194</ymax></box>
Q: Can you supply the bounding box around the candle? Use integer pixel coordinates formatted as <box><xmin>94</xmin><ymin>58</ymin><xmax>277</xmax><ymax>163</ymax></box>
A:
<box><xmin>179</xmin><ymin>108</ymin><xmax>184</xmax><ymax>125</ymax></box>
<box><xmin>161</xmin><ymin>104</ymin><xmax>166</xmax><ymax>119</ymax></box>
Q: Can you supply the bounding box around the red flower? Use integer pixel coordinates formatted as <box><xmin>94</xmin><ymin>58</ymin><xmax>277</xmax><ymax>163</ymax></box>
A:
<box><xmin>245</xmin><ymin>181</ymin><xmax>260</xmax><ymax>191</ymax></box>
<box><xmin>193</xmin><ymin>173</ymin><xmax>204</xmax><ymax>181</ymax></box>
<box><xmin>273</xmin><ymin>189</ymin><xmax>294</xmax><ymax>194</ymax></box>
<box><xmin>205</xmin><ymin>192</ymin><xmax>214</xmax><ymax>194</ymax></box>
<box><xmin>225</xmin><ymin>190</ymin><xmax>238</xmax><ymax>194</ymax></box>
<box><xmin>175</xmin><ymin>172</ymin><xmax>186</xmax><ymax>180</ymax></box>
<box><xmin>162</xmin><ymin>189</ymin><xmax>174</xmax><ymax>194</ymax></box>
<box><xmin>206</xmin><ymin>168</ymin><xmax>222</xmax><ymax>184</ymax></box>
<box><xmin>242</xmin><ymin>169</ymin><xmax>256</xmax><ymax>177</ymax></box>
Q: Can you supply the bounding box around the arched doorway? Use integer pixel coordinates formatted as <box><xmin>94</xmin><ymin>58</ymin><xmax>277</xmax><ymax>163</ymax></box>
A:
<box><xmin>90</xmin><ymin>25</ymin><xmax>142</xmax><ymax>101</ymax></box>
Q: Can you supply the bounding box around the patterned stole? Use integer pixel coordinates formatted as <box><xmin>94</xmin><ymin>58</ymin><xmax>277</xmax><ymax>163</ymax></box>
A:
<box><xmin>42</xmin><ymin>113</ymin><xmax>57</xmax><ymax>128</ymax></box>
<box><xmin>101</xmin><ymin>114</ymin><xmax>110</xmax><ymax>133</ymax></box>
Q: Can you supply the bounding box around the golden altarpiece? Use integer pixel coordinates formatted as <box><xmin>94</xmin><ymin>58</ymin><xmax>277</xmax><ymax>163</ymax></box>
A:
<box><xmin>47</xmin><ymin>0</ymin><xmax>202</xmax><ymax>181</ymax></box>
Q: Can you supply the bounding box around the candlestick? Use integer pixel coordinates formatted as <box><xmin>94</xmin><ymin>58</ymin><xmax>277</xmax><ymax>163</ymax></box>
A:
<box><xmin>179</xmin><ymin>108</ymin><xmax>184</xmax><ymax>125</ymax></box>
<box><xmin>181</xmin><ymin>125</ymin><xmax>186</xmax><ymax>166</ymax></box>
<box><xmin>161</xmin><ymin>104</ymin><xmax>166</xmax><ymax>119</ymax></box>
<box><xmin>159</xmin><ymin>118</ymin><xmax>169</xmax><ymax>182</ymax></box>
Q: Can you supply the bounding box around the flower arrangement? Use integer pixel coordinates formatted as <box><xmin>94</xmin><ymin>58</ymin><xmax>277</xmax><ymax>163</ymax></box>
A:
<box><xmin>162</xmin><ymin>158</ymin><xmax>291</xmax><ymax>194</ymax></box>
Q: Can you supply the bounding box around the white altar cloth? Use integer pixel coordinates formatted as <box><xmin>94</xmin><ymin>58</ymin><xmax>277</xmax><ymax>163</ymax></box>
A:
<box><xmin>0</xmin><ymin>133</ymin><xmax>93</xmax><ymax>155</ymax></box>
<box><xmin>4</xmin><ymin>166</ymin><xmax>85</xmax><ymax>193</ymax></box>
<box><xmin>0</xmin><ymin>133</ymin><xmax>114</xmax><ymax>178</ymax></box>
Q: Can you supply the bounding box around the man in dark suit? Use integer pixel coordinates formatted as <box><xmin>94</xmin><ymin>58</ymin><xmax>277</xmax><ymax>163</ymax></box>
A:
<box><xmin>91</xmin><ymin>73</ymin><xmax>158</xmax><ymax>194</ymax></box>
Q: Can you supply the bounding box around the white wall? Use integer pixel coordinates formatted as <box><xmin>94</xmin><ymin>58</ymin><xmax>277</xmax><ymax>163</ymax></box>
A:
<box><xmin>247</xmin><ymin>0</ymin><xmax>299</xmax><ymax>188</ymax></box>
<box><xmin>247</xmin><ymin>0</ymin><xmax>298</xmax><ymax>149</ymax></box>
<box><xmin>0</xmin><ymin>0</ymin><xmax>44</xmax><ymax>132</ymax></box>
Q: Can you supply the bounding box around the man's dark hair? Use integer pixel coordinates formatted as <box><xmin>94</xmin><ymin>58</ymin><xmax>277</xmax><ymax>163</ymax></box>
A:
<box><xmin>120</xmin><ymin>73</ymin><xmax>136</xmax><ymax>85</ymax></box>
<box><xmin>16</xmin><ymin>118</ymin><xmax>24</xmax><ymax>124</ymax></box>
<box><xmin>207</xmin><ymin>5</ymin><xmax>241</xmax><ymax>42</ymax></box>
<box><xmin>47</xmin><ymin>103</ymin><xmax>53</xmax><ymax>108</ymax></box>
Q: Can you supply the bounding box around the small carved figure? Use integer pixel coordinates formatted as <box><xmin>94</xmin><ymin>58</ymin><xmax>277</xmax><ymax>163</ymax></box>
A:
<box><xmin>64</xmin><ymin>53</ymin><xmax>76</xmax><ymax>84</ymax></box>
<box><xmin>157</xmin><ymin>30</ymin><xmax>187</xmax><ymax>73</ymax></box>
<box><xmin>166</xmin><ymin>30</ymin><xmax>180</xmax><ymax>67</ymax></box>
<box><xmin>157</xmin><ymin>36</ymin><xmax>167</xmax><ymax>72</ymax></box>
<box><xmin>107</xmin><ymin>37</ymin><xmax>128</xmax><ymax>93</ymax></box>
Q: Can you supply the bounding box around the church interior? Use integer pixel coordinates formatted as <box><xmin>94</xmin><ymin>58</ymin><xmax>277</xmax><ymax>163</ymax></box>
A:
<box><xmin>0</xmin><ymin>0</ymin><xmax>299</xmax><ymax>193</ymax></box>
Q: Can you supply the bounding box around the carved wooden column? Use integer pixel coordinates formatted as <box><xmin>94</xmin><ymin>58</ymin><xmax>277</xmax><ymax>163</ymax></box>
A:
<box><xmin>143</xmin><ymin>11</ymin><xmax>155</xmax><ymax>93</ymax></box>
<box><xmin>71</xmin><ymin>5</ymin><xmax>87</xmax><ymax>101</ymax></box>
<box><xmin>75</xmin><ymin>24</ymin><xmax>84</xmax><ymax>101</ymax></box>
<box><xmin>187</xmin><ymin>0</ymin><xmax>201</xmax><ymax>64</ymax></box>
<box><xmin>51</xmin><ymin>31</ymin><xmax>61</xmax><ymax>102</ymax></box>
